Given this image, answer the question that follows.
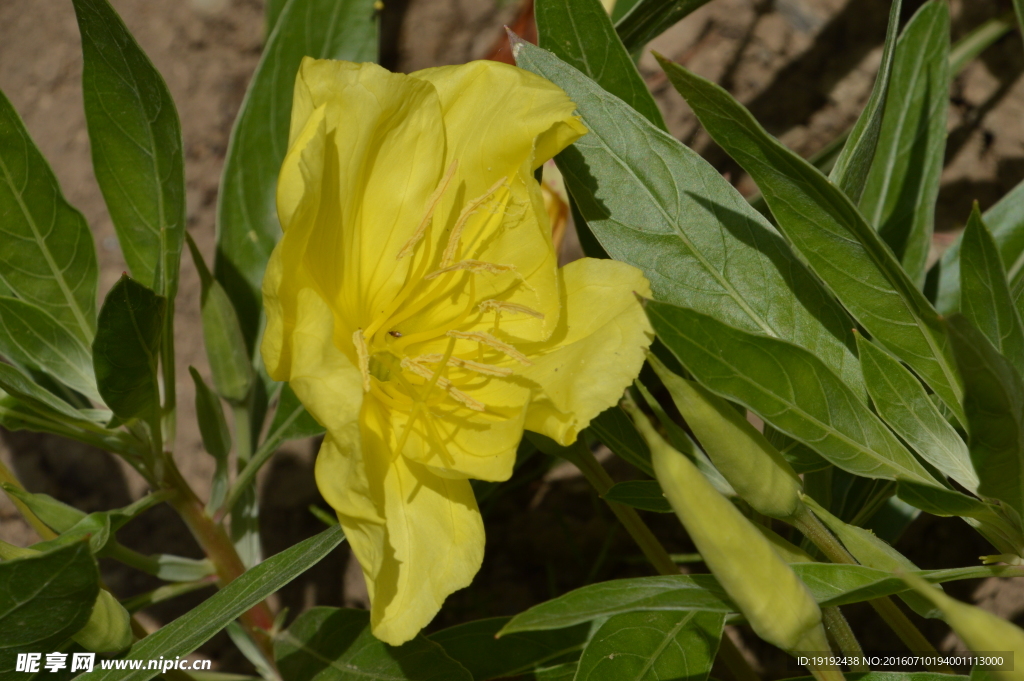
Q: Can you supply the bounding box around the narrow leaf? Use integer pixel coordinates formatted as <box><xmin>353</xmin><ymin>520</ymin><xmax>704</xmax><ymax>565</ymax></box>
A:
<box><xmin>216</xmin><ymin>0</ymin><xmax>378</xmax><ymax>350</ymax></box>
<box><xmin>657</xmin><ymin>55</ymin><xmax>963</xmax><ymax>421</ymax></box>
<box><xmin>274</xmin><ymin>607</ymin><xmax>471</xmax><ymax>681</ymax></box>
<box><xmin>937</xmin><ymin>179</ymin><xmax>1024</xmax><ymax>314</ymax></box>
<box><xmin>78</xmin><ymin>526</ymin><xmax>345</xmax><ymax>681</ymax></box>
<box><xmin>614</xmin><ymin>0</ymin><xmax>712</xmax><ymax>54</ymax></box>
<box><xmin>190</xmin><ymin>367</ymin><xmax>231</xmax><ymax>511</ymax></box>
<box><xmin>946</xmin><ymin>315</ymin><xmax>1024</xmax><ymax>518</ymax></box>
<box><xmin>513</xmin><ymin>41</ymin><xmax>864</xmax><ymax>395</ymax></box>
<box><xmin>856</xmin><ymin>333</ymin><xmax>977</xmax><ymax>491</ymax></box>
<box><xmin>0</xmin><ymin>89</ymin><xmax>97</xmax><ymax>342</ymax></box>
<box><xmin>429</xmin><ymin>617</ymin><xmax>593</xmax><ymax>681</ymax></box>
<box><xmin>649</xmin><ymin>302</ymin><xmax>940</xmax><ymax>486</ymax></box>
<box><xmin>829</xmin><ymin>0</ymin><xmax>901</xmax><ymax>203</ymax></box>
<box><xmin>587</xmin><ymin>406</ymin><xmax>653</xmax><ymax>477</ymax></box>
<box><xmin>573</xmin><ymin>611</ymin><xmax>723</xmax><ymax>681</ymax></box>
<box><xmin>0</xmin><ymin>297</ymin><xmax>100</xmax><ymax>403</ymax></box>
<box><xmin>859</xmin><ymin>0</ymin><xmax>949</xmax><ymax>285</ymax></box>
<box><xmin>960</xmin><ymin>203</ymin><xmax>1024</xmax><ymax>379</ymax></box>
<box><xmin>533</xmin><ymin>0</ymin><xmax>666</xmax><ymax>130</ymax></box>
<box><xmin>92</xmin><ymin>275</ymin><xmax>166</xmax><ymax>422</ymax></box>
<box><xmin>73</xmin><ymin>0</ymin><xmax>185</xmax><ymax>299</ymax></box>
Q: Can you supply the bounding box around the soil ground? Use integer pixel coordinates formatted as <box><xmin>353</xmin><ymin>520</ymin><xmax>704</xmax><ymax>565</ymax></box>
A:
<box><xmin>1</xmin><ymin>0</ymin><xmax>1023</xmax><ymax>674</ymax></box>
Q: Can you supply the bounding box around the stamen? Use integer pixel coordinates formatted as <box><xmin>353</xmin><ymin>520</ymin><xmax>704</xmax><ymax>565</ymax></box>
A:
<box><xmin>446</xmin><ymin>330</ymin><xmax>533</xmax><ymax>365</ymax></box>
<box><xmin>478</xmin><ymin>299</ymin><xmax>545</xmax><ymax>319</ymax></box>
<box><xmin>440</xmin><ymin>177</ymin><xmax>508</xmax><ymax>268</ymax></box>
<box><xmin>353</xmin><ymin>330</ymin><xmax>371</xmax><ymax>392</ymax></box>
<box><xmin>413</xmin><ymin>353</ymin><xmax>514</xmax><ymax>377</ymax></box>
<box><xmin>447</xmin><ymin>385</ymin><xmax>486</xmax><ymax>411</ymax></box>
<box><xmin>400</xmin><ymin>358</ymin><xmax>487</xmax><ymax>411</ymax></box>
<box><xmin>397</xmin><ymin>159</ymin><xmax>459</xmax><ymax>260</ymax></box>
<box><xmin>425</xmin><ymin>259</ymin><xmax>517</xmax><ymax>280</ymax></box>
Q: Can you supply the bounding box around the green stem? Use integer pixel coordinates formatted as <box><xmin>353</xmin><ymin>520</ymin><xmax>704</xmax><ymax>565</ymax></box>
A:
<box><xmin>821</xmin><ymin>607</ymin><xmax>868</xmax><ymax>672</ymax></box>
<box><xmin>220</xmin><ymin>406</ymin><xmax>302</xmax><ymax>517</ymax></box>
<box><xmin>569</xmin><ymin>441</ymin><xmax>761</xmax><ymax>681</ymax></box>
<box><xmin>792</xmin><ymin>505</ymin><xmax>951</xmax><ymax>673</ymax></box>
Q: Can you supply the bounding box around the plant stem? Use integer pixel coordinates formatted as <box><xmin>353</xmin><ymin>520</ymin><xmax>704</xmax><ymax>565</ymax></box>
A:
<box><xmin>569</xmin><ymin>441</ymin><xmax>761</xmax><ymax>681</ymax></box>
<box><xmin>792</xmin><ymin>504</ymin><xmax>951</xmax><ymax>673</ymax></box>
<box><xmin>163</xmin><ymin>455</ymin><xmax>276</xmax><ymax>664</ymax></box>
<box><xmin>821</xmin><ymin>607</ymin><xmax>868</xmax><ymax>671</ymax></box>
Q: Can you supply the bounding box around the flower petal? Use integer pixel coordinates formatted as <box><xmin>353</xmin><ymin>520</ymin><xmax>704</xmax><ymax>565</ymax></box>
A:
<box><xmin>330</xmin><ymin>399</ymin><xmax>484</xmax><ymax>646</ymax></box>
<box><xmin>285</xmin><ymin>58</ymin><xmax>449</xmax><ymax>331</ymax></box>
<box><xmin>521</xmin><ymin>258</ymin><xmax>653</xmax><ymax>445</ymax></box>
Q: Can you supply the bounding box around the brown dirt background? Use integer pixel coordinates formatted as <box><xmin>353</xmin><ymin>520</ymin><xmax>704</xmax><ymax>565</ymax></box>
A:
<box><xmin>1</xmin><ymin>0</ymin><xmax>1023</xmax><ymax>674</ymax></box>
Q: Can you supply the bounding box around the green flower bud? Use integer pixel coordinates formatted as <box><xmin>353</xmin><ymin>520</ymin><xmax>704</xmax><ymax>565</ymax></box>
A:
<box><xmin>651</xmin><ymin>357</ymin><xmax>802</xmax><ymax>519</ymax></box>
<box><xmin>72</xmin><ymin>588</ymin><xmax>133</xmax><ymax>653</ymax></box>
<box><xmin>624</xmin><ymin>401</ymin><xmax>829</xmax><ymax>655</ymax></box>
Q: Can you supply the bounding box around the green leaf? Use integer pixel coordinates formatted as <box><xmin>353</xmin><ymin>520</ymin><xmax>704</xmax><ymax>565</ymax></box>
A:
<box><xmin>186</xmin><ymin>235</ymin><xmax>253</xmax><ymax>403</ymax></box>
<box><xmin>274</xmin><ymin>607</ymin><xmax>471</xmax><ymax>681</ymax></box>
<box><xmin>615</xmin><ymin>0</ymin><xmax>712</xmax><ymax>55</ymax></box>
<box><xmin>949</xmin><ymin>13</ymin><xmax>1017</xmax><ymax>75</ymax></box>
<box><xmin>855</xmin><ymin>333</ymin><xmax>977</xmax><ymax>491</ymax></box>
<box><xmin>859</xmin><ymin>0</ymin><xmax>949</xmax><ymax>285</ymax></box>
<box><xmin>429</xmin><ymin>617</ymin><xmax>594</xmax><ymax>681</ymax></box>
<box><xmin>0</xmin><ymin>297</ymin><xmax>100</xmax><ymax>403</ymax></box>
<box><xmin>603</xmin><ymin>480</ymin><xmax>672</xmax><ymax>513</ymax></box>
<box><xmin>269</xmin><ymin>383</ymin><xmax>324</xmax><ymax>442</ymax></box>
<box><xmin>574</xmin><ymin>611</ymin><xmax>722</xmax><ymax>681</ymax></box>
<box><xmin>498</xmin><ymin>563</ymin><xmax>1017</xmax><ymax>635</ymax></box>
<box><xmin>937</xmin><ymin>180</ymin><xmax>1024</xmax><ymax>315</ymax></box>
<box><xmin>960</xmin><ymin>203</ymin><xmax>1024</xmax><ymax>380</ymax></box>
<box><xmin>78</xmin><ymin>526</ymin><xmax>345</xmax><ymax>681</ymax></box>
<box><xmin>533</xmin><ymin>662</ymin><xmax>578</xmax><ymax>681</ymax></box>
<box><xmin>512</xmin><ymin>41</ymin><xmax>864</xmax><ymax>395</ymax></box>
<box><xmin>587</xmin><ymin>406</ymin><xmax>653</xmax><ymax>477</ymax></box>
<box><xmin>0</xmin><ymin>89</ymin><xmax>98</xmax><ymax>342</ymax></box>
<box><xmin>946</xmin><ymin>315</ymin><xmax>1024</xmax><ymax>518</ymax></box>
<box><xmin>0</xmin><ymin>362</ymin><xmax>99</xmax><ymax>428</ymax></box>
<box><xmin>657</xmin><ymin>55</ymin><xmax>963</xmax><ymax>422</ymax></box>
<box><xmin>828</xmin><ymin>0</ymin><xmax>901</xmax><ymax>204</ymax></box>
<box><xmin>215</xmin><ymin>0</ymin><xmax>378</xmax><ymax>351</ymax></box>
<box><xmin>265</xmin><ymin>0</ymin><xmax>288</xmax><ymax>34</ymax></box>
<box><xmin>92</xmin><ymin>275</ymin><xmax>166</xmax><ymax>422</ymax></box>
<box><xmin>648</xmin><ymin>302</ymin><xmax>939</xmax><ymax>486</ymax></box>
<box><xmin>1</xmin><ymin>485</ymin><xmax>85</xmax><ymax>533</ymax></box>
<box><xmin>190</xmin><ymin>367</ymin><xmax>231</xmax><ymax>511</ymax></box>
<box><xmin>73</xmin><ymin>0</ymin><xmax>185</xmax><ymax>300</ymax></box>
<box><xmin>0</xmin><ymin>543</ymin><xmax>99</xmax><ymax>675</ymax></box>
<box><xmin>533</xmin><ymin>0</ymin><xmax>665</xmax><ymax>130</ymax></box>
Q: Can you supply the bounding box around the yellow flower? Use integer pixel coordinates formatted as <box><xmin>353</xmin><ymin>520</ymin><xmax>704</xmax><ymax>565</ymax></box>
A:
<box><xmin>261</xmin><ymin>58</ymin><xmax>653</xmax><ymax>645</ymax></box>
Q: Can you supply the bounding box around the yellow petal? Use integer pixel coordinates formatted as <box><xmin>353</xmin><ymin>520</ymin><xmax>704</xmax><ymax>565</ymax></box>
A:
<box><xmin>521</xmin><ymin>258</ymin><xmax>653</xmax><ymax>445</ymax></box>
<box><xmin>285</xmin><ymin>59</ymin><xmax>449</xmax><ymax>331</ymax></box>
<box><xmin>343</xmin><ymin>399</ymin><xmax>484</xmax><ymax>646</ymax></box>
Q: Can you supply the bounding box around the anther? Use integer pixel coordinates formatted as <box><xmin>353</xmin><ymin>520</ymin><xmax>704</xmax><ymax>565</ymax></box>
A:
<box><xmin>478</xmin><ymin>299</ymin><xmax>544</xmax><ymax>319</ymax></box>
<box><xmin>425</xmin><ymin>259</ymin><xmax>517</xmax><ymax>280</ymax></box>
<box><xmin>446</xmin><ymin>330</ymin><xmax>533</xmax><ymax>365</ymax></box>
<box><xmin>352</xmin><ymin>330</ymin><xmax>371</xmax><ymax>392</ymax></box>
<box><xmin>397</xmin><ymin>159</ymin><xmax>459</xmax><ymax>260</ymax></box>
<box><xmin>414</xmin><ymin>353</ymin><xmax>514</xmax><ymax>377</ymax></box>
<box><xmin>440</xmin><ymin>176</ymin><xmax>508</xmax><ymax>268</ymax></box>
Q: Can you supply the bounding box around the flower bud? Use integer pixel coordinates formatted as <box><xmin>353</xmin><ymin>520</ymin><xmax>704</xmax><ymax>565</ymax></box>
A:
<box><xmin>72</xmin><ymin>588</ymin><xmax>133</xmax><ymax>653</ymax></box>
<box><xmin>651</xmin><ymin>358</ymin><xmax>802</xmax><ymax>519</ymax></box>
<box><xmin>624</xmin><ymin>401</ymin><xmax>830</xmax><ymax>655</ymax></box>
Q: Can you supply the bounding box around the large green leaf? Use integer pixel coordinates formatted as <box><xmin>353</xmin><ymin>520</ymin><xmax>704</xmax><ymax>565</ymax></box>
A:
<box><xmin>512</xmin><ymin>41</ymin><xmax>863</xmax><ymax>395</ymax></box>
<box><xmin>534</xmin><ymin>0</ymin><xmax>665</xmax><ymax>130</ymax></box>
<box><xmin>73</xmin><ymin>0</ymin><xmax>185</xmax><ymax>300</ymax></box>
<box><xmin>574</xmin><ymin>611</ymin><xmax>722</xmax><ymax>681</ymax></box>
<box><xmin>0</xmin><ymin>89</ymin><xmax>97</xmax><ymax>342</ymax></box>
<box><xmin>614</xmin><ymin>0</ymin><xmax>712</xmax><ymax>55</ymax></box>
<box><xmin>79</xmin><ymin>526</ymin><xmax>345</xmax><ymax>681</ymax></box>
<box><xmin>92</xmin><ymin>275</ymin><xmax>166</xmax><ymax>422</ymax></box>
<box><xmin>0</xmin><ymin>543</ymin><xmax>99</xmax><ymax>675</ymax></box>
<box><xmin>946</xmin><ymin>315</ymin><xmax>1024</xmax><ymax>518</ymax></box>
<box><xmin>855</xmin><ymin>334</ymin><xmax>977</xmax><ymax>491</ymax></box>
<box><xmin>0</xmin><ymin>297</ymin><xmax>99</xmax><ymax>403</ymax></box>
<box><xmin>859</xmin><ymin>0</ymin><xmax>949</xmax><ymax>285</ymax></box>
<box><xmin>649</xmin><ymin>302</ymin><xmax>939</xmax><ymax>486</ymax></box>
<box><xmin>829</xmin><ymin>0</ymin><xmax>901</xmax><ymax>204</ymax></box>
<box><xmin>937</xmin><ymin>180</ymin><xmax>1024</xmax><ymax>315</ymax></box>
<box><xmin>959</xmin><ymin>204</ymin><xmax>1024</xmax><ymax>379</ymax></box>
<box><xmin>498</xmin><ymin>563</ymin><xmax>1016</xmax><ymax>635</ymax></box>
<box><xmin>275</xmin><ymin>607</ymin><xmax>471</xmax><ymax>681</ymax></box>
<box><xmin>216</xmin><ymin>0</ymin><xmax>378</xmax><ymax>351</ymax></box>
<box><xmin>657</xmin><ymin>55</ymin><xmax>963</xmax><ymax>422</ymax></box>
<box><xmin>429</xmin><ymin>617</ymin><xmax>593</xmax><ymax>681</ymax></box>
